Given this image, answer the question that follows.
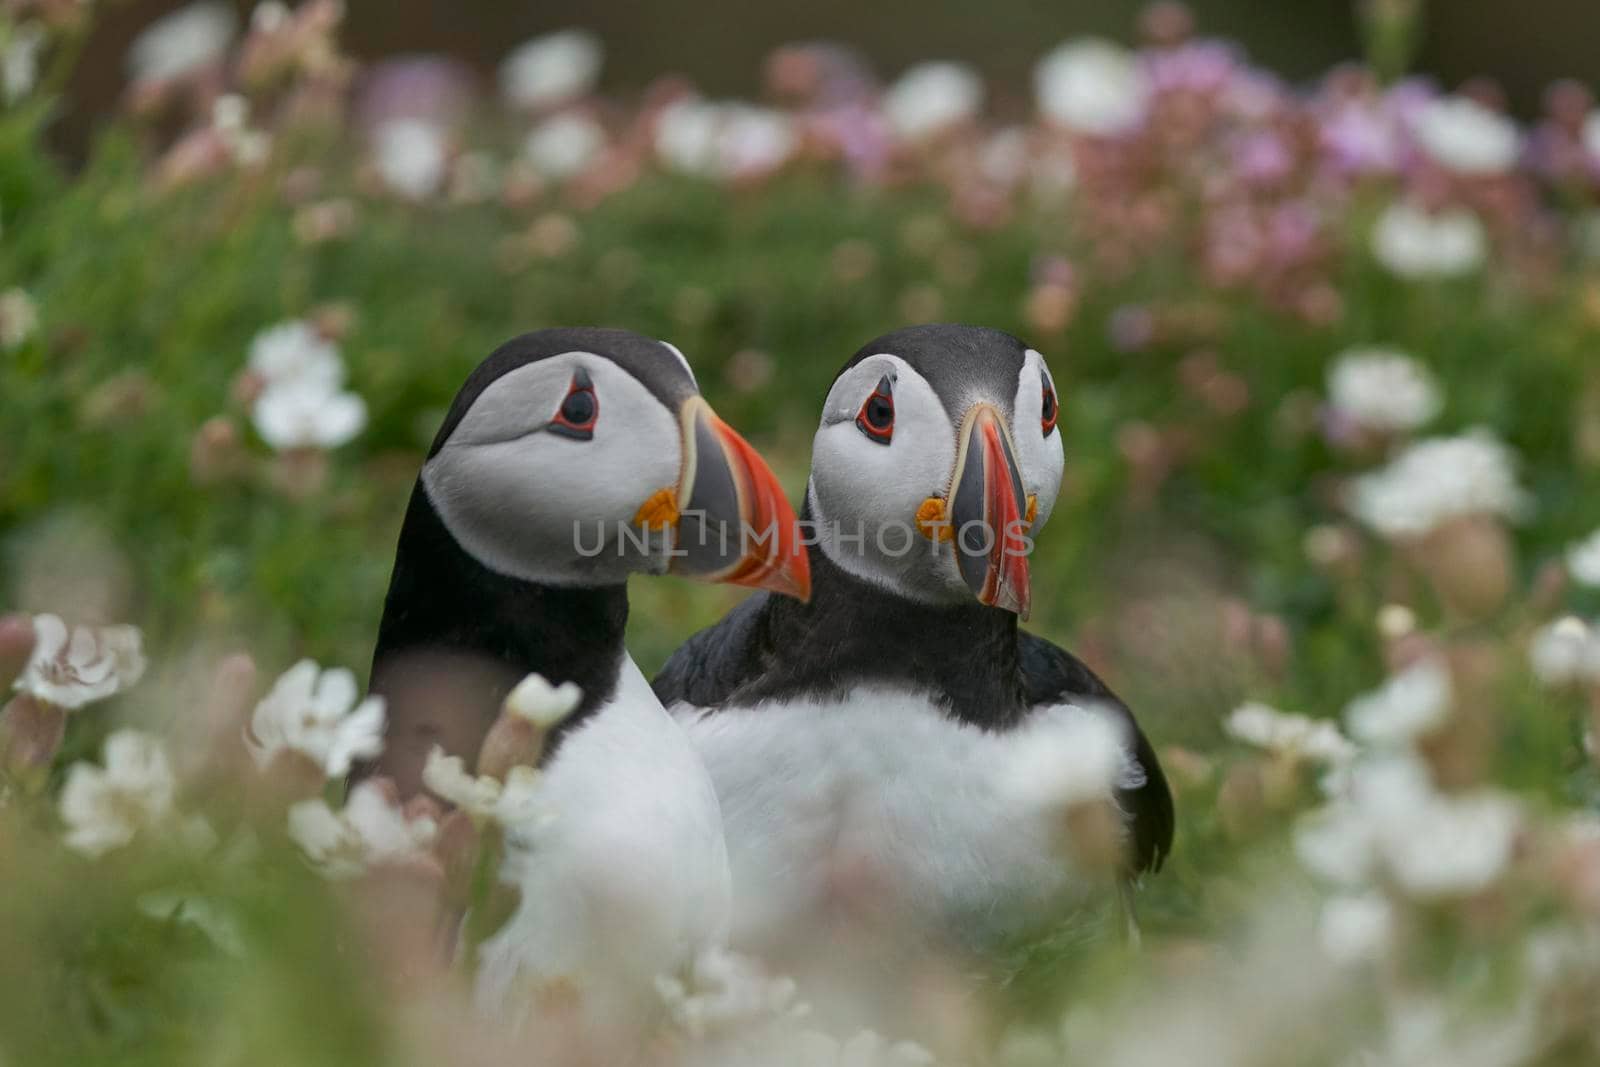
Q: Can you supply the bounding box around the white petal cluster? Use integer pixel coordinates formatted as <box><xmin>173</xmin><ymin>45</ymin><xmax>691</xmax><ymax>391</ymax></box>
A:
<box><xmin>655</xmin><ymin>947</ymin><xmax>801</xmax><ymax>1040</ymax></box>
<box><xmin>421</xmin><ymin>748</ymin><xmax>552</xmax><ymax>828</ymax></box>
<box><xmin>505</xmin><ymin>672</ymin><xmax>583</xmax><ymax>728</ymax></box>
<box><xmin>1371</xmin><ymin>203</ymin><xmax>1485</xmax><ymax>279</ymax></box>
<box><xmin>1349</xmin><ymin>429</ymin><xmax>1527</xmax><ymax>539</ymax></box>
<box><xmin>1528</xmin><ymin>616</ymin><xmax>1600</xmax><ymax>688</ymax></box>
<box><xmin>499</xmin><ymin>30</ymin><xmax>602</xmax><ymax>112</ymax></box>
<box><xmin>524</xmin><ymin>113</ymin><xmax>607</xmax><ymax>179</ymax></box>
<box><xmin>2</xmin><ymin>22</ymin><xmax>44</xmax><ymax>105</ymax></box>
<box><xmin>246</xmin><ymin>320</ymin><xmax>367</xmax><ymax>451</ymax></box>
<box><xmin>1565</xmin><ymin>528</ymin><xmax>1600</xmax><ymax>587</ymax></box>
<box><xmin>1034</xmin><ymin>39</ymin><xmax>1150</xmax><ymax>137</ymax></box>
<box><xmin>59</xmin><ymin>730</ymin><xmax>180</xmax><ymax>856</ymax></box>
<box><xmin>882</xmin><ymin>62</ymin><xmax>983</xmax><ymax>142</ymax></box>
<box><xmin>1317</xmin><ymin>892</ymin><xmax>1394</xmax><ymax>964</ymax></box>
<box><xmin>1225</xmin><ymin>701</ymin><xmax>1356</xmax><ymax>764</ymax></box>
<box><xmin>14</xmin><ymin>614</ymin><xmax>146</xmax><ymax>711</ymax></box>
<box><xmin>287</xmin><ymin>781</ymin><xmax>437</xmax><ymax>880</ymax></box>
<box><xmin>127</xmin><ymin>1</ymin><xmax>236</xmax><ymax>85</ymax></box>
<box><xmin>655</xmin><ymin>100</ymin><xmax>797</xmax><ymax>180</ymax></box>
<box><xmin>1344</xmin><ymin>659</ymin><xmax>1452</xmax><ymax>747</ymax></box>
<box><xmin>0</xmin><ymin>287</ymin><xmax>39</xmax><ymax>350</ymax></box>
<box><xmin>371</xmin><ymin>118</ymin><xmax>449</xmax><ymax>202</ymax></box>
<box><xmin>1326</xmin><ymin>348</ymin><xmax>1442</xmax><ymax>435</ymax></box>
<box><xmin>246</xmin><ymin>660</ymin><xmax>385</xmax><ymax>778</ymax></box>
<box><xmin>1409</xmin><ymin>96</ymin><xmax>1520</xmax><ymax>175</ymax></box>
<box><xmin>1003</xmin><ymin>704</ymin><xmax>1140</xmax><ymax>812</ymax></box>
<box><xmin>1296</xmin><ymin>755</ymin><xmax>1520</xmax><ymax>899</ymax></box>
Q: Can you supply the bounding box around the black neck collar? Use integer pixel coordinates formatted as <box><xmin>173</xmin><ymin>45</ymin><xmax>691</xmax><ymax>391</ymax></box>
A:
<box><xmin>754</xmin><ymin>536</ymin><xmax>1028</xmax><ymax>729</ymax></box>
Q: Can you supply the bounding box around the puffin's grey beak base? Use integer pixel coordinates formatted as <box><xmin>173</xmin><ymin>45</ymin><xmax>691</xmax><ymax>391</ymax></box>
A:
<box><xmin>948</xmin><ymin>404</ymin><xmax>1031</xmax><ymax>618</ymax></box>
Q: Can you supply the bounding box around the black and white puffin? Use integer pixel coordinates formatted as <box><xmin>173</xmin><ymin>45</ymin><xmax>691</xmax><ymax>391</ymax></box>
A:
<box><xmin>653</xmin><ymin>324</ymin><xmax>1173</xmax><ymax>1020</ymax></box>
<box><xmin>361</xmin><ymin>327</ymin><xmax>809</xmax><ymax>1036</ymax></box>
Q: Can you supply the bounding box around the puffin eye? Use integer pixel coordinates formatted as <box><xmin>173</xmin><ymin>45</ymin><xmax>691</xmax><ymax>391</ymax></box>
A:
<box><xmin>550</xmin><ymin>370</ymin><xmax>598</xmax><ymax>440</ymax></box>
<box><xmin>1040</xmin><ymin>376</ymin><xmax>1058</xmax><ymax>436</ymax></box>
<box><xmin>855</xmin><ymin>375</ymin><xmax>895</xmax><ymax>444</ymax></box>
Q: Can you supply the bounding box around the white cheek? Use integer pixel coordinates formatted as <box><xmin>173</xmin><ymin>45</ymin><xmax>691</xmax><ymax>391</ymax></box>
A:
<box><xmin>423</xmin><ymin>361</ymin><xmax>681</xmax><ymax>585</ymax></box>
<box><xmin>1012</xmin><ymin>352</ymin><xmax>1064</xmax><ymax>531</ymax></box>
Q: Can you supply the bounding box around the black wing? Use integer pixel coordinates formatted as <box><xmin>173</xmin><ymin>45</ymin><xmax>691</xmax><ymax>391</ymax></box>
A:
<box><xmin>1018</xmin><ymin>632</ymin><xmax>1175</xmax><ymax>876</ymax></box>
<box><xmin>651</xmin><ymin>593</ymin><xmax>775</xmax><ymax>709</ymax></box>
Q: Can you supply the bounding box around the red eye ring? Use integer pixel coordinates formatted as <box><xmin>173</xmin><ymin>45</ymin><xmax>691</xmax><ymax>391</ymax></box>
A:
<box><xmin>1041</xmin><ymin>377</ymin><xmax>1058</xmax><ymax>436</ymax></box>
<box><xmin>550</xmin><ymin>370</ymin><xmax>598</xmax><ymax>440</ymax></box>
<box><xmin>855</xmin><ymin>375</ymin><xmax>895</xmax><ymax>444</ymax></box>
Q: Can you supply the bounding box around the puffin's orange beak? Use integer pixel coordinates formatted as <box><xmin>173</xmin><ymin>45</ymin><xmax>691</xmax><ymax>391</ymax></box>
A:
<box><xmin>666</xmin><ymin>397</ymin><xmax>811</xmax><ymax>601</ymax></box>
<box><xmin>947</xmin><ymin>404</ymin><xmax>1031</xmax><ymax>619</ymax></box>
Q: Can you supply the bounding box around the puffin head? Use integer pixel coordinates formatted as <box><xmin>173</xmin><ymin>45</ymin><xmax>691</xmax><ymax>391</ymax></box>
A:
<box><xmin>420</xmin><ymin>327</ymin><xmax>809</xmax><ymax>598</ymax></box>
<box><xmin>807</xmin><ymin>324</ymin><xmax>1063</xmax><ymax>619</ymax></box>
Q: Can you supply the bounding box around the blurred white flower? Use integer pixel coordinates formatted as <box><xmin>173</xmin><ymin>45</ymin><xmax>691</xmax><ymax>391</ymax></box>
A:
<box><xmin>59</xmin><ymin>730</ymin><xmax>177</xmax><ymax>856</ymax></box>
<box><xmin>1294</xmin><ymin>803</ymin><xmax>1376</xmax><ymax>886</ymax></box>
<box><xmin>1528</xmin><ymin>616</ymin><xmax>1600</xmax><ymax>688</ymax></box>
<box><xmin>505</xmin><ymin>672</ymin><xmax>583</xmax><ymax>728</ymax></box>
<box><xmin>287</xmin><ymin>781</ymin><xmax>436</xmax><ymax>880</ymax></box>
<box><xmin>882</xmin><ymin>61</ymin><xmax>983</xmax><ymax>142</ymax></box>
<box><xmin>656</xmin><ymin>947</ymin><xmax>801</xmax><ymax>1040</ymax></box>
<box><xmin>1326</xmin><ymin>348</ymin><xmax>1442</xmax><ymax>435</ymax></box>
<box><xmin>371</xmin><ymin>118</ymin><xmax>448</xmax><ymax>201</ymax></box>
<box><xmin>1344</xmin><ymin>659</ymin><xmax>1452</xmax><ymax>747</ymax></box>
<box><xmin>655</xmin><ymin>100</ymin><xmax>796</xmax><ymax>180</ymax></box>
<box><xmin>211</xmin><ymin>93</ymin><xmax>270</xmax><ymax>167</ymax></box>
<box><xmin>1566</xmin><ymin>528</ymin><xmax>1600</xmax><ymax>587</ymax></box>
<box><xmin>253</xmin><ymin>381</ymin><xmax>368</xmax><ymax>451</ymax></box>
<box><xmin>1034</xmin><ymin>39</ymin><xmax>1150</xmax><ymax>136</ymax></box>
<box><xmin>499</xmin><ymin>29</ymin><xmax>602</xmax><ymax>111</ymax></box>
<box><xmin>127</xmin><ymin>1</ymin><xmax>237</xmax><ymax>85</ymax></box>
<box><xmin>0</xmin><ymin>287</ymin><xmax>38</xmax><ymax>350</ymax></box>
<box><xmin>1002</xmin><ymin>705</ymin><xmax>1138</xmax><ymax>812</ymax></box>
<box><xmin>1409</xmin><ymin>96</ymin><xmax>1520</xmax><ymax>175</ymax></box>
<box><xmin>1583</xmin><ymin>111</ymin><xmax>1600</xmax><ymax>163</ymax></box>
<box><xmin>523</xmin><ymin>113</ymin><xmax>606</xmax><ymax>178</ymax></box>
<box><xmin>250</xmin><ymin>1</ymin><xmax>290</xmax><ymax>34</ymax></box>
<box><xmin>1371</xmin><ymin>203</ymin><xmax>1485</xmax><ymax>279</ymax></box>
<box><xmin>1349</xmin><ymin>429</ymin><xmax>1527</xmax><ymax>539</ymax></box>
<box><xmin>1383</xmin><ymin>789</ymin><xmax>1519</xmax><ymax>898</ymax></box>
<box><xmin>246</xmin><ymin>660</ymin><xmax>385</xmax><ymax>778</ymax></box>
<box><xmin>421</xmin><ymin>747</ymin><xmax>551</xmax><ymax>827</ymax></box>
<box><xmin>3</xmin><ymin>22</ymin><xmax>44</xmax><ymax>105</ymax></box>
<box><xmin>1318</xmin><ymin>892</ymin><xmax>1393</xmax><ymax>964</ymax></box>
<box><xmin>247</xmin><ymin>320</ymin><xmax>342</xmax><ymax>392</ymax></box>
<box><xmin>14</xmin><ymin>614</ymin><xmax>146</xmax><ymax>711</ymax></box>
<box><xmin>1225</xmin><ymin>701</ymin><xmax>1356</xmax><ymax>764</ymax></box>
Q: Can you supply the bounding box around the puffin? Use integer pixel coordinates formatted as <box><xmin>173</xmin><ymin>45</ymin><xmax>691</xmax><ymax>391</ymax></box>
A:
<box><xmin>652</xmin><ymin>324</ymin><xmax>1173</xmax><ymax>1027</ymax></box>
<box><xmin>360</xmin><ymin>328</ymin><xmax>809</xmax><ymax>1044</ymax></box>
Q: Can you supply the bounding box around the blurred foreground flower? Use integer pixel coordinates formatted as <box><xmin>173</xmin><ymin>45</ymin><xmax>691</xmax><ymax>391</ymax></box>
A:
<box><xmin>499</xmin><ymin>29</ymin><xmax>601</xmax><ymax>112</ymax></box>
<box><xmin>1528</xmin><ymin>616</ymin><xmax>1600</xmax><ymax>689</ymax></box>
<box><xmin>1343</xmin><ymin>659</ymin><xmax>1452</xmax><ymax>747</ymax></box>
<box><xmin>524</xmin><ymin>112</ymin><xmax>607</xmax><ymax>179</ymax></box>
<box><xmin>655</xmin><ymin>947</ymin><xmax>800</xmax><ymax>1040</ymax></box>
<box><xmin>1034</xmin><ymin>39</ymin><xmax>1149</xmax><ymax>136</ymax></box>
<box><xmin>253</xmin><ymin>380</ymin><xmax>368</xmax><ymax>451</ymax></box>
<box><xmin>246</xmin><ymin>319</ymin><xmax>342</xmax><ymax>392</ymax></box>
<box><xmin>247</xmin><ymin>659</ymin><xmax>385</xmax><ymax>780</ymax></box>
<box><xmin>288</xmin><ymin>779</ymin><xmax>437</xmax><ymax>879</ymax></box>
<box><xmin>422</xmin><ymin>749</ymin><xmax>551</xmax><ymax>828</ymax></box>
<box><xmin>1225</xmin><ymin>702</ymin><xmax>1355</xmax><ymax>764</ymax></box>
<box><xmin>1566</xmin><ymin>528</ymin><xmax>1600</xmax><ymax>587</ymax></box>
<box><xmin>2</xmin><ymin>22</ymin><xmax>44</xmax><ymax>105</ymax></box>
<box><xmin>1371</xmin><ymin>202</ymin><xmax>1486</xmax><ymax>279</ymax></box>
<box><xmin>13</xmin><ymin>613</ymin><xmax>145</xmax><ymax>710</ymax></box>
<box><xmin>655</xmin><ymin>99</ymin><xmax>797</xmax><ymax>181</ymax></box>
<box><xmin>59</xmin><ymin>729</ymin><xmax>205</xmax><ymax>857</ymax></box>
